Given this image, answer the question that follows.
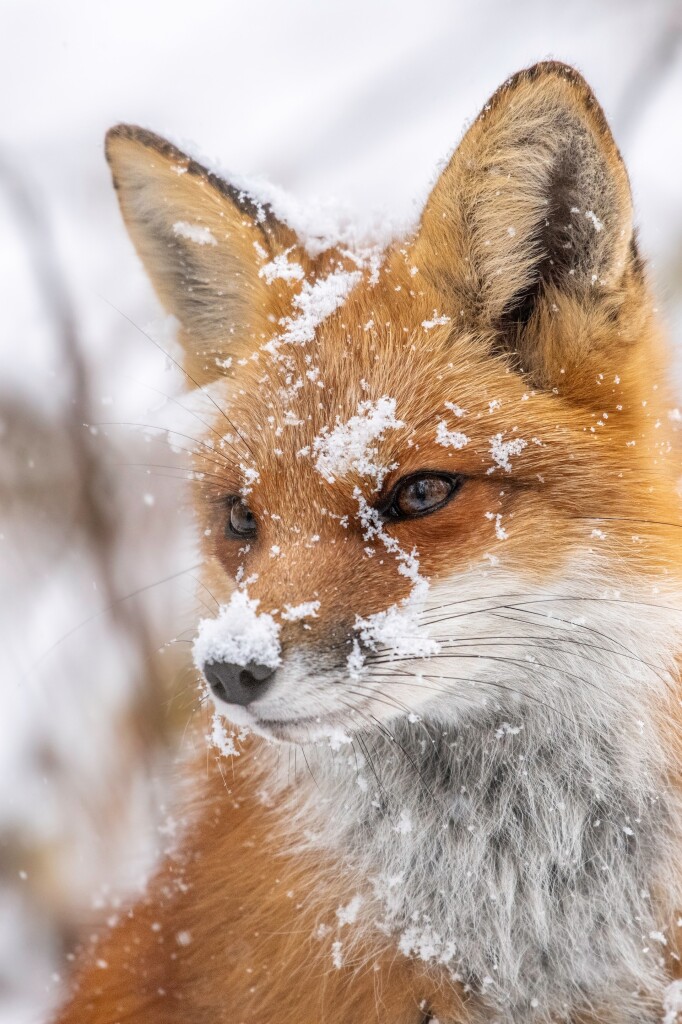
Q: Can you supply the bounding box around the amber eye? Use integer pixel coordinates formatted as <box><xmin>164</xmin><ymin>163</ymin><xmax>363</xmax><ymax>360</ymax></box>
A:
<box><xmin>388</xmin><ymin>473</ymin><xmax>460</xmax><ymax>520</ymax></box>
<box><xmin>226</xmin><ymin>497</ymin><xmax>257</xmax><ymax>538</ymax></box>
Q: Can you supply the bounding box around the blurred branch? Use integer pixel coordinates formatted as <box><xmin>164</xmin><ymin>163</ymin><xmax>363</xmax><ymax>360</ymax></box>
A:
<box><xmin>0</xmin><ymin>154</ymin><xmax>186</xmax><ymax>1016</ymax></box>
<box><xmin>0</xmin><ymin>154</ymin><xmax>166</xmax><ymax>759</ymax></box>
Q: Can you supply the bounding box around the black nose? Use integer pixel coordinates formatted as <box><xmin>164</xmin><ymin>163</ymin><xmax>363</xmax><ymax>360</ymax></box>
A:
<box><xmin>204</xmin><ymin>661</ymin><xmax>276</xmax><ymax>707</ymax></box>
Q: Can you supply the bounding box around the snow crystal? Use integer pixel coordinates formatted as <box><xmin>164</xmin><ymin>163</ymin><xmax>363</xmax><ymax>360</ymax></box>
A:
<box><xmin>487</xmin><ymin>433</ymin><xmax>527</xmax><ymax>474</ymax></box>
<box><xmin>313</xmin><ymin>396</ymin><xmax>404</xmax><ymax>488</ymax></box>
<box><xmin>394</xmin><ymin>809</ymin><xmax>413</xmax><ymax>834</ymax></box>
<box><xmin>193</xmin><ymin>590</ymin><xmax>281</xmax><ymax>670</ymax></box>
<box><xmin>283</xmin><ymin>410</ymin><xmax>304</xmax><ymax>426</ymax></box>
<box><xmin>584</xmin><ymin>210</ymin><xmax>604</xmax><ymax>232</ymax></box>
<box><xmin>398</xmin><ymin>919</ymin><xmax>456</xmax><ymax>965</ymax></box>
<box><xmin>258</xmin><ymin>250</ymin><xmax>304</xmax><ymax>285</ymax></box>
<box><xmin>172</xmin><ymin>221</ymin><xmax>217</xmax><ymax>246</ymax></box>
<box><xmin>281</xmin><ymin>601</ymin><xmax>320</xmax><ymax>622</ymax></box>
<box><xmin>354</xmin><ymin>600</ymin><xmax>438</xmax><ymax>663</ymax></box>
<box><xmin>271</xmin><ymin>267</ymin><xmax>361</xmax><ymax>349</ymax></box>
<box><xmin>349</xmin><ymin>492</ymin><xmax>439</xmax><ymax>671</ymax></box>
<box><xmin>209</xmin><ymin>714</ymin><xmax>248</xmax><ymax>756</ymax></box>
<box><xmin>347</xmin><ymin>638</ymin><xmax>365</xmax><ymax>676</ymax></box>
<box><xmin>240</xmin><ymin>465</ymin><xmax>259</xmax><ymax>495</ymax></box>
<box><xmin>485</xmin><ymin>511</ymin><xmax>508</xmax><ymax>540</ymax></box>
<box><xmin>319</xmin><ymin>725</ymin><xmax>353</xmax><ymax>752</ymax></box>
<box><xmin>435</xmin><ymin>421</ymin><xmax>469</xmax><ymax>450</ymax></box>
<box><xmin>495</xmin><ymin>722</ymin><xmax>522</xmax><ymax>738</ymax></box>
<box><xmin>331</xmin><ymin>940</ymin><xmax>344</xmax><ymax>969</ymax></box>
<box><xmin>422</xmin><ymin>313</ymin><xmax>451</xmax><ymax>331</ymax></box>
<box><xmin>444</xmin><ymin>401</ymin><xmax>466</xmax><ymax>418</ymax></box>
<box><xmin>336</xmin><ymin>895</ymin><xmax>363</xmax><ymax>926</ymax></box>
<box><xmin>664</xmin><ymin>980</ymin><xmax>682</xmax><ymax>1024</ymax></box>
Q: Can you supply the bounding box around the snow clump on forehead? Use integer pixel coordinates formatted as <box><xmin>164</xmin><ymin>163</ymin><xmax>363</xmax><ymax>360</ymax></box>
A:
<box><xmin>264</xmin><ymin>266</ymin><xmax>362</xmax><ymax>355</ymax></box>
<box><xmin>312</xmin><ymin>397</ymin><xmax>404</xmax><ymax>490</ymax></box>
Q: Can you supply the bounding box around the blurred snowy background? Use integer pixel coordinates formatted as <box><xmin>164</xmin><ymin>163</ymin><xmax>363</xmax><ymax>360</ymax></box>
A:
<box><xmin>1</xmin><ymin>0</ymin><xmax>681</xmax><ymax>1020</ymax></box>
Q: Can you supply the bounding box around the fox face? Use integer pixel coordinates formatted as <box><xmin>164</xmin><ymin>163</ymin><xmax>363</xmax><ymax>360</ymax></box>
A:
<box><xmin>106</xmin><ymin>62</ymin><xmax>678</xmax><ymax>749</ymax></box>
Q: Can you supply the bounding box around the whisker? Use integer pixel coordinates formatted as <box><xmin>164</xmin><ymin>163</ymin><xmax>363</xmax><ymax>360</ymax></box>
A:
<box><xmin>362</xmin><ymin>668</ymin><xmax>574</xmax><ymax>723</ymax></box>
<box><xmin>362</xmin><ymin>707</ymin><xmax>437</xmax><ymax>803</ymax></box>
<box><xmin>187</xmin><ymin>575</ymin><xmax>221</xmax><ymax>611</ymax></box>
<box><xmin>99</xmin><ymin>295</ymin><xmax>257</xmax><ymax>461</ymax></box>
<box><xmin>299</xmin><ymin>745</ymin><xmax>321</xmax><ymax>792</ymax></box>
<box><xmin>354</xmin><ymin>731</ymin><xmax>389</xmax><ymax>808</ymax></box>
<box><xmin>372</xmin><ymin>633</ymin><xmax>667</xmax><ymax>685</ymax></box>
<box><xmin>116</xmin><ymin>462</ymin><xmax>227</xmax><ymax>484</ymax></box>
<box><xmin>367</xmin><ymin>650</ymin><xmax>614</xmax><ymax>702</ymax></box>
<box><xmin>421</xmin><ymin>591</ymin><xmax>538</xmax><ymax>626</ymax></box>
<box><xmin>576</xmin><ymin>515</ymin><xmax>682</xmax><ymax>532</ymax></box>
<box><xmin>419</xmin><ymin>594</ymin><xmax>680</xmax><ymax>676</ymax></box>
<box><xmin>427</xmin><ymin>594</ymin><xmax>682</xmax><ymax>628</ymax></box>
<box><xmin>488</xmin><ymin>607</ymin><xmax>660</xmax><ymax>671</ymax></box>
<box><xmin>121</xmin><ymin>371</ymin><xmax>237</xmax><ymax>450</ymax></box>
<box><xmin>21</xmin><ymin>561</ymin><xmax>202</xmax><ymax>680</ymax></box>
<box><xmin>89</xmin><ymin>421</ymin><xmax>232</xmax><ymax>472</ymax></box>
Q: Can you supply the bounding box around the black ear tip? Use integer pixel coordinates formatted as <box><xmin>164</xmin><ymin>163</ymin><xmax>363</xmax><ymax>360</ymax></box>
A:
<box><xmin>522</xmin><ymin>60</ymin><xmax>586</xmax><ymax>82</ymax></box>
<box><xmin>104</xmin><ymin>124</ymin><xmax>189</xmax><ymax>168</ymax></box>
<box><xmin>497</xmin><ymin>60</ymin><xmax>598</xmax><ymax>103</ymax></box>
<box><xmin>105</xmin><ymin>123</ymin><xmax>141</xmax><ymax>157</ymax></box>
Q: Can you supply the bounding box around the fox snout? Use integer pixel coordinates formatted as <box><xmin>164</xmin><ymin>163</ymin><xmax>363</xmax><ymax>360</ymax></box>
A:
<box><xmin>204</xmin><ymin>660</ymin><xmax>277</xmax><ymax>707</ymax></box>
<box><xmin>193</xmin><ymin>589</ymin><xmax>283</xmax><ymax>709</ymax></box>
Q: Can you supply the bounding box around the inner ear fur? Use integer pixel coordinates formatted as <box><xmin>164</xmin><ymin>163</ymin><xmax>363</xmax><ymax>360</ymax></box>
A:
<box><xmin>105</xmin><ymin>125</ymin><xmax>296</xmax><ymax>383</ymax></box>
<box><xmin>413</xmin><ymin>62</ymin><xmax>643</xmax><ymax>382</ymax></box>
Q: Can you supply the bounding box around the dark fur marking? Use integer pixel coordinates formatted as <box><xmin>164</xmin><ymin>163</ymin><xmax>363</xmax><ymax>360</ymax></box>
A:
<box><xmin>105</xmin><ymin>123</ymin><xmax>284</xmax><ymax>242</ymax></box>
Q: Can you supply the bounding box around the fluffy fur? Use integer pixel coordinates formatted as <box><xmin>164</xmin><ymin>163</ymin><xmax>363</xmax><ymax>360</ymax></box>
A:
<box><xmin>286</xmin><ymin>568</ymin><xmax>682</xmax><ymax>1023</ymax></box>
<box><xmin>55</xmin><ymin>63</ymin><xmax>682</xmax><ymax>1023</ymax></box>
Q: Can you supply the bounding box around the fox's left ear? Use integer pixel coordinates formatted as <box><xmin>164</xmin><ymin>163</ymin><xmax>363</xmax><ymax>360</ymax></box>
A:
<box><xmin>106</xmin><ymin>125</ymin><xmax>295</xmax><ymax>383</ymax></box>
<box><xmin>414</xmin><ymin>62</ymin><xmax>642</xmax><ymax>384</ymax></box>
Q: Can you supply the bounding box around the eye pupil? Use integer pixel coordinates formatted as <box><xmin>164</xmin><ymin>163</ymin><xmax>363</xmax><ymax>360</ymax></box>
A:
<box><xmin>390</xmin><ymin>474</ymin><xmax>459</xmax><ymax>520</ymax></box>
<box><xmin>228</xmin><ymin>498</ymin><xmax>257</xmax><ymax>538</ymax></box>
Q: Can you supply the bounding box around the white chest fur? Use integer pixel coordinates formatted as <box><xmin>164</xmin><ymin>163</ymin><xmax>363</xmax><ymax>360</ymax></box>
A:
<box><xmin>278</xmin><ymin>583</ymin><xmax>682</xmax><ymax>1023</ymax></box>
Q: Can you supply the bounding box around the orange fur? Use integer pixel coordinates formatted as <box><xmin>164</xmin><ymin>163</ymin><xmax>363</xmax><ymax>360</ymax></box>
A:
<box><xmin>55</xmin><ymin>741</ymin><xmax>464</xmax><ymax>1024</ymax></box>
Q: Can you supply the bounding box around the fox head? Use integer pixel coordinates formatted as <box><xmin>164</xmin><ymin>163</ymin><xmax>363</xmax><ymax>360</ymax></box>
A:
<box><xmin>106</xmin><ymin>62</ymin><xmax>680</xmax><ymax>746</ymax></box>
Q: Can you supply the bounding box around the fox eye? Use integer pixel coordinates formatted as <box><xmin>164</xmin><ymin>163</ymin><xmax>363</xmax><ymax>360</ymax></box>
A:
<box><xmin>388</xmin><ymin>473</ymin><xmax>460</xmax><ymax>520</ymax></box>
<box><xmin>226</xmin><ymin>497</ymin><xmax>257</xmax><ymax>538</ymax></box>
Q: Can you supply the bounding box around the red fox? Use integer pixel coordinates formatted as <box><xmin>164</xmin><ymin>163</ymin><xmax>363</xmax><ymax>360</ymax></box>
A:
<box><xmin>55</xmin><ymin>62</ymin><xmax>682</xmax><ymax>1023</ymax></box>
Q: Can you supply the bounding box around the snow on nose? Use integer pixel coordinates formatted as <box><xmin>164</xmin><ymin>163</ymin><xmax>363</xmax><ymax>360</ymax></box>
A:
<box><xmin>193</xmin><ymin>590</ymin><xmax>282</xmax><ymax>675</ymax></box>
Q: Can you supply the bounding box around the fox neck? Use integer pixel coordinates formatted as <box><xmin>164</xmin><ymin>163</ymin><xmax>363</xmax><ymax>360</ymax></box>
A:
<box><xmin>282</xmin><ymin>627</ymin><xmax>682</xmax><ymax>1022</ymax></box>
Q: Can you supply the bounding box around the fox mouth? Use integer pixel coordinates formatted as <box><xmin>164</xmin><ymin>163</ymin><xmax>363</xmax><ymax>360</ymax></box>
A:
<box><xmin>252</xmin><ymin>711</ymin><xmax>354</xmax><ymax>745</ymax></box>
<box><xmin>213</xmin><ymin>699</ymin><xmax>359</xmax><ymax>745</ymax></box>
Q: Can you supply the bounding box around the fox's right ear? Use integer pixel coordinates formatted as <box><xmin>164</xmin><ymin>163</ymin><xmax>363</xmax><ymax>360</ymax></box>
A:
<box><xmin>105</xmin><ymin>125</ymin><xmax>295</xmax><ymax>383</ymax></box>
<box><xmin>412</xmin><ymin>63</ymin><xmax>640</xmax><ymax>388</ymax></box>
